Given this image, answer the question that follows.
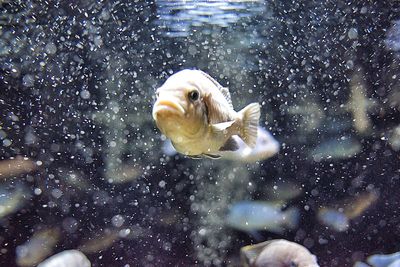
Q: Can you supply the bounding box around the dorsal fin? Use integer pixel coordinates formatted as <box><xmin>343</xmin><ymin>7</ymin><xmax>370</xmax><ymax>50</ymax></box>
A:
<box><xmin>198</xmin><ymin>70</ymin><xmax>233</xmax><ymax>109</ymax></box>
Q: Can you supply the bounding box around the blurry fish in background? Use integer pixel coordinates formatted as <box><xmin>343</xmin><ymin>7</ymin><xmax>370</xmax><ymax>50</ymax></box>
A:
<box><xmin>78</xmin><ymin>226</ymin><xmax>150</xmax><ymax>254</ymax></box>
<box><xmin>161</xmin><ymin>126</ymin><xmax>279</xmax><ymax>162</ymax></box>
<box><xmin>0</xmin><ymin>183</ymin><xmax>31</xmax><ymax>219</ymax></box>
<box><xmin>264</xmin><ymin>180</ymin><xmax>303</xmax><ymax>201</ymax></box>
<box><xmin>153</xmin><ymin>69</ymin><xmax>260</xmax><ymax>159</ymax></box>
<box><xmin>367</xmin><ymin>252</ymin><xmax>400</xmax><ymax>267</ymax></box>
<box><xmin>16</xmin><ymin>228</ymin><xmax>60</xmax><ymax>267</ymax></box>
<box><xmin>37</xmin><ymin>250</ymin><xmax>91</xmax><ymax>267</ymax></box>
<box><xmin>0</xmin><ymin>156</ymin><xmax>36</xmax><ymax>180</ymax></box>
<box><xmin>385</xmin><ymin>20</ymin><xmax>400</xmax><ymax>53</ymax></box>
<box><xmin>106</xmin><ymin>163</ymin><xmax>142</xmax><ymax>184</ymax></box>
<box><xmin>343</xmin><ymin>66</ymin><xmax>376</xmax><ymax>134</ymax></box>
<box><xmin>240</xmin><ymin>239</ymin><xmax>320</xmax><ymax>267</ymax></box>
<box><xmin>317</xmin><ymin>208</ymin><xmax>350</xmax><ymax>232</ymax></box>
<box><xmin>317</xmin><ymin>190</ymin><xmax>379</xmax><ymax>232</ymax></box>
<box><xmin>286</xmin><ymin>97</ymin><xmax>325</xmax><ymax>133</ymax></box>
<box><xmin>388</xmin><ymin>125</ymin><xmax>400</xmax><ymax>151</ymax></box>
<box><xmin>226</xmin><ymin>201</ymin><xmax>299</xmax><ymax>234</ymax></box>
<box><xmin>155</xmin><ymin>0</ymin><xmax>266</xmax><ymax>38</ymax></box>
<box><xmin>78</xmin><ymin>228</ymin><xmax>120</xmax><ymax>254</ymax></box>
<box><xmin>310</xmin><ymin>136</ymin><xmax>362</xmax><ymax>162</ymax></box>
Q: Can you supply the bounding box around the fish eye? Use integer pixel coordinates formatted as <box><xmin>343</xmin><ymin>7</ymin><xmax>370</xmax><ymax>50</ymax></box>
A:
<box><xmin>188</xmin><ymin>90</ymin><xmax>200</xmax><ymax>101</ymax></box>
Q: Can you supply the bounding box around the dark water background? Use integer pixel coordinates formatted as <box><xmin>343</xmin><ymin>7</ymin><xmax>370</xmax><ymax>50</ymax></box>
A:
<box><xmin>1</xmin><ymin>0</ymin><xmax>400</xmax><ymax>266</ymax></box>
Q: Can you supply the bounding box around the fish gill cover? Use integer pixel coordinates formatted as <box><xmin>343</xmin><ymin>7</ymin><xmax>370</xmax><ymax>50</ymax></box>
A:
<box><xmin>0</xmin><ymin>0</ymin><xmax>399</xmax><ymax>267</ymax></box>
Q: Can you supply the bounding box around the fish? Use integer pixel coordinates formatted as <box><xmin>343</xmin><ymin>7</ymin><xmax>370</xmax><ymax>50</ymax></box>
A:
<box><xmin>389</xmin><ymin>125</ymin><xmax>400</xmax><ymax>151</ymax></box>
<box><xmin>37</xmin><ymin>250</ymin><xmax>91</xmax><ymax>267</ymax></box>
<box><xmin>367</xmin><ymin>252</ymin><xmax>400</xmax><ymax>267</ymax></box>
<box><xmin>310</xmin><ymin>136</ymin><xmax>362</xmax><ymax>162</ymax></box>
<box><xmin>317</xmin><ymin>208</ymin><xmax>350</xmax><ymax>232</ymax></box>
<box><xmin>0</xmin><ymin>183</ymin><xmax>31</xmax><ymax>219</ymax></box>
<box><xmin>78</xmin><ymin>229</ymin><xmax>120</xmax><ymax>254</ymax></box>
<box><xmin>219</xmin><ymin>126</ymin><xmax>280</xmax><ymax>162</ymax></box>
<box><xmin>16</xmin><ymin>228</ymin><xmax>60</xmax><ymax>267</ymax></box>
<box><xmin>240</xmin><ymin>239</ymin><xmax>320</xmax><ymax>267</ymax></box>
<box><xmin>0</xmin><ymin>156</ymin><xmax>36</xmax><ymax>179</ymax></box>
<box><xmin>264</xmin><ymin>180</ymin><xmax>303</xmax><ymax>201</ymax></box>
<box><xmin>226</xmin><ymin>201</ymin><xmax>299</xmax><ymax>234</ymax></box>
<box><xmin>344</xmin><ymin>67</ymin><xmax>376</xmax><ymax>134</ymax></box>
<box><xmin>152</xmin><ymin>69</ymin><xmax>260</xmax><ymax>158</ymax></box>
<box><xmin>317</xmin><ymin>190</ymin><xmax>378</xmax><ymax>232</ymax></box>
<box><xmin>161</xmin><ymin>126</ymin><xmax>279</xmax><ymax>162</ymax></box>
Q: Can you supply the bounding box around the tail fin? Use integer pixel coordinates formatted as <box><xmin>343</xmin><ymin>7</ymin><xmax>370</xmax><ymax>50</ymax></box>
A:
<box><xmin>238</xmin><ymin>103</ymin><xmax>260</xmax><ymax>148</ymax></box>
<box><xmin>284</xmin><ymin>207</ymin><xmax>300</xmax><ymax>230</ymax></box>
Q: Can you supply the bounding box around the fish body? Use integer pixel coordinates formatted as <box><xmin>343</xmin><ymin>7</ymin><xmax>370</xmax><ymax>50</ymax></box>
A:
<box><xmin>161</xmin><ymin>126</ymin><xmax>279</xmax><ymax>162</ymax></box>
<box><xmin>226</xmin><ymin>201</ymin><xmax>299</xmax><ymax>234</ymax></box>
<box><xmin>241</xmin><ymin>239</ymin><xmax>320</xmax><ymax>267</ymax></box>
<box><xmin>220</xmin><ymin>126</ymin><xmax>279</xmax><ymax>162</ymax></box>
<box><xmin>152</xmin><ymin>69</ymin><xmax>260</xmax><ymax>158</ymax></box>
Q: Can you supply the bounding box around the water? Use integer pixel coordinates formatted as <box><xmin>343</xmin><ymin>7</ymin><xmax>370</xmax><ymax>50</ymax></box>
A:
<box><xmin>0</xmin><ymin>0</ymin><xmax>400</xmax><ymax>266</ymax></box>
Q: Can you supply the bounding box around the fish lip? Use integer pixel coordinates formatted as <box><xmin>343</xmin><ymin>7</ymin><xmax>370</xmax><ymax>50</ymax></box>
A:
<box><xmin>152</xmin><ymin>99</ymin><xmax>186</xmax><ymax>119</ymax></box>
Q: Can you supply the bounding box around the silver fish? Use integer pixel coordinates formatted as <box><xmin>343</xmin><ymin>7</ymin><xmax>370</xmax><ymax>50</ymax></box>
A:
<box><xmin>152</xmin><ymin>69</ymin><xmax>260</xmax><ymax>158</ymax></box>
<box><xmin>226</xmin><ymin>201</ymin><xmax>299</xmax><ymax>234</ymax></box>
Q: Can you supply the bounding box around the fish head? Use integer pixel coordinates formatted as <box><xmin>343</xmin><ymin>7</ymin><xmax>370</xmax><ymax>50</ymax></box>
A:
<box><xmin>152</xmin><ymin>70</ymin><xmax>208</xmax><ymax>141</ymax></box>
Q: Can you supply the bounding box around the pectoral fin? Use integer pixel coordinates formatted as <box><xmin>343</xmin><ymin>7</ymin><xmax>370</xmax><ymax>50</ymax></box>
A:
<box><xmin>210</xmin><ymin>120</ymin><xmax>236</xmax><ymax>133</ymax></box>
<box><xmin>203</xmin><ymin>153</ymin><xmax>221</xmax><ymax>159</ymax></box>
<box><xmin>187</xmin><ymin>155</ymin><xmax>202</xmax><ymax>159</ymax></box>
<box><xmin>219</xmin><ymin>136</ymin><xmax>239</xmax><ymax>151</ymax></box>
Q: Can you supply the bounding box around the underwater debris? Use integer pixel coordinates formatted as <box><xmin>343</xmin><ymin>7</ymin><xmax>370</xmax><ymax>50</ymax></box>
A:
<box><xmin>37</xmin><ymin>250</ymin><xmax>91</xmax><ymax>267</ymax></box>
<box><xmin>344</xmin><ymin>67</ymin><xmax>376</xmax><ymax>134</ymax></box>
<box><xmin>162</xmin><ymin>126</ymin><xmax>280</xmax><ymax>162</ymax></box>
<box><xmin>0</xmin><ymin>183</ymin><xmax>31</xmax><ymax>219</ymax></box>
<box><xmin>57</xmin><ymin>168</ymin><xmax>92</xmax><ymax>190</ymax></box>
<box><xmin>226</xmin><ymin>200</ymin><xmax>299</xmax><ymax>234</ymax></box>
<box><xmin>153</xmin><ymin>69</ymin><xmax>260</xmax><ymax>158</ymax></box>
<box><xmin>310</xmin><ymin>136</ymin><xmax>362</xmax><ymax>162</ymax></box>
<box><xmin>317</xmin><ymin>190</ymin><xmax>379</xmax><ymax>232</ymax></box>
<box><xmin>16</xmin><ymin>228</ymin><xmax>60</xmax><ymax>267</ymax></box>
<box><xmin>0</xmin><ymin>156</ymin><xmax>36</xmax><ymax>179</ymax></box>
<box><xmin>240</xmin><ymin>239</ymin><xmax>320</xmax><ymax>267</ymax></box>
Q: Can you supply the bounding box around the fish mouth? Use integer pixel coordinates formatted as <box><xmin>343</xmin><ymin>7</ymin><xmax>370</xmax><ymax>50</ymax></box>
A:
<box><xmin>152</xmin><ymin>99</ymin><xmax>186</xmax><ymax>120</ymax></box>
